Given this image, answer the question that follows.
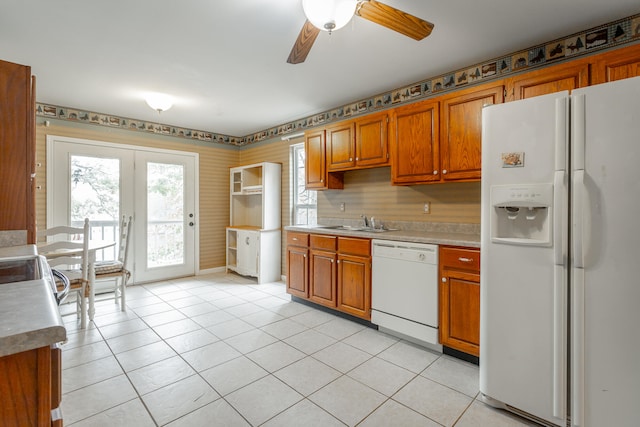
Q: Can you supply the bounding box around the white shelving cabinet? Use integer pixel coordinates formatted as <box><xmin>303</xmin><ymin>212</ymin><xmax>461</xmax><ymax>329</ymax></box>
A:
<box><xmin>226</xmin><ymin>162</ymin><xmax>281</xmax><ymax>283</ymax></box>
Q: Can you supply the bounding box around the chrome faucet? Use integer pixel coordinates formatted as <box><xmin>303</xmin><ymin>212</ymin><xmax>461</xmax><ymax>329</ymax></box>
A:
<box><xmin>361</xmin><ymin>214</ymin><xmax>370</xmax><ymax>228</ymax></box>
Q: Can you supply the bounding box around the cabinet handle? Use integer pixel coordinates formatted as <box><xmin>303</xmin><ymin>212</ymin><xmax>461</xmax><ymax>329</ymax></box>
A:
<box><xmin>458</xmin><ymin>257</ymin><xmax>473</xmax><ymax>263</ymax></box>
<box><xmin>245</xmin><ymin>237</ymin><xmax>250</xmax><ymax>245</ymax></box>
<box><xmin>443</xmin><ymin>169</ymin><xmax>448</xmax><ymax>174</ymax></box>
<box><xmin>433</xmin><ymin>170</ymin><xmax>438</xmax><ymax>175</ymax></box>
<box><xmin>292</xmin><ymin>237</ymin><xmax>298</xmax><ymax>241</ymax></box>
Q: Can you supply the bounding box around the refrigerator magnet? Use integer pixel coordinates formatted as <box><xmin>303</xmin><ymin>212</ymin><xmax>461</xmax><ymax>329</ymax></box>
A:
<box><xmin>501</xmin><ymin>152</ymin><xmax>524</xmax><ymax>167</ymax></box>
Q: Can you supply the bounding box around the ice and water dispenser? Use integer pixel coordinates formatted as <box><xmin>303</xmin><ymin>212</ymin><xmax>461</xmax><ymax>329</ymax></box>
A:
<box><xmin>490</xmin><ymin>183</ymin><xmax>553</xmax><ymax>246</ymax></box>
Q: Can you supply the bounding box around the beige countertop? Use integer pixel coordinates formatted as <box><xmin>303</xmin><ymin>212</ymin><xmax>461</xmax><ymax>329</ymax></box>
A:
<box><xmin>285</xmin><ymin>224</ymin><xmax>480</xmax><ymax>248</ymax></box>
<box><xmin>0</xmin><ymin>245</ymin><xmax>66</xmax><ymax>357</ymax></box>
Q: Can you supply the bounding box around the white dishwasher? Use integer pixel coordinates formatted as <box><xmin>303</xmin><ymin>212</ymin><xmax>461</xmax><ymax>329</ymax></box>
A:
<box><xmin>371</xmin><ymin>239</ymin><xmax>441</xmax><ymax>350</ymax></box>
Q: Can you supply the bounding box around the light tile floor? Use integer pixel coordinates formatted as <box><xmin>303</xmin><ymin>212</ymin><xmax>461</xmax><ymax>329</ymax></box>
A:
<box><xmin>59</xmin><ymin>272</ymin><xmax>539</xmax><ymax>426</ymax></box>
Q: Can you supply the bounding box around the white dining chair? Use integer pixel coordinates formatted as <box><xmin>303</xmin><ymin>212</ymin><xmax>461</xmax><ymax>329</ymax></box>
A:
<box><xmin>38</xmin><ymin>218</ymin><xmax>91</xmax><ymax>328</ymax></box>
<box><xmin>94</xmin><ymin>215</ymin><xmax>132</xmax><ymax>311</ymax></box>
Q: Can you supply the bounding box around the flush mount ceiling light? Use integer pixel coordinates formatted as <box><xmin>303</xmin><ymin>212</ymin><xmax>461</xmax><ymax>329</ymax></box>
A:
<box><xmin>302</xmin><ymin>0</ymin><xmax>357</xmax><ymax>33</ymax></box>
<box><xmin>145</xmin><ymin>92</ymin><xmax>173</xmax><ymax>113</ymax></box>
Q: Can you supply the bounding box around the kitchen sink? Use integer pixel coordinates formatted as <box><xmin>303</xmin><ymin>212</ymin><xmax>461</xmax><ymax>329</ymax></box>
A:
<box><xmin>316</xmin><ymin>225</ymin><xmax>396</xmax><ymax>233</ymax></box>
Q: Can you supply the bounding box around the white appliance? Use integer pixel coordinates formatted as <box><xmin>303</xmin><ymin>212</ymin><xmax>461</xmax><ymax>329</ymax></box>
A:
<box><xmin>371</xmin><ymin>240</ymin><xmax>441</xmax><ymax>350</ymax></box>
<box><xmin>480</xmin><ymin>76</ymin><xmax>640</xmax><ymax>427</ymax></box>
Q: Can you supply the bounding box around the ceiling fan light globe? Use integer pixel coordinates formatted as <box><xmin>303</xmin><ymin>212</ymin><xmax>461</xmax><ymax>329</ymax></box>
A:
<box><xmin>302</xmin><ymin>0</ymin><xmax>356</xmax><ymax>32</ymax></box>
<box><xmin>145</xmin><ymin>92</ymin><xmax>173</xmax><ymax>113</ymax></box>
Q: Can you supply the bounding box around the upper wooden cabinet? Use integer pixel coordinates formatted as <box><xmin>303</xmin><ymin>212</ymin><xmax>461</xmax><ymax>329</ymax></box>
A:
<box><xmin>440</xmin><ymin>83</ymin><xmax>504</xmax><ymax>182</ymax></box>
<box><xmin>390</xmin><ymin>98</ymin><xmax>440</xmax><ymax>185</ymax></box>
<box><xmin>0</xmin><ymin>60</ymin><xmax>36</xmax><ymax>243</ymax></box>
<box><xmin>305</xmin><ymin>128</ymin><xmax>344</xmax><ymax>190</ymax></box>
<box><xmin>506</xmin><ymin>59</ymin><xmax>590</xmax><ymax>101</ymax></box>
<box><xmin>354</xmin><ymin>112</ymin><xmax>390</xmax><ymax>168</ymax></box>
<box><xmin>591</xmin><ymin>43</ymin><xmax>640</xmax><ymax>84</ymax></box>
<box><xmin>327</xmin><ymin>121</ymin><xmax>356</xmax><ymax>171</ymax></box>
<box><xmin>326</xmin><ymin>112</ymin><xmax>390</xmax><ymax>172</ymax></box>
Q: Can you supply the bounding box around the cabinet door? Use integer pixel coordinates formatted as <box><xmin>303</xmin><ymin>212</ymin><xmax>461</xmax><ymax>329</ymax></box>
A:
<box><xmin>355</xmin><ymin>112</ymin><xmax>389</xmax><ymax>168</ymax></box>
<box><xmin>305</xmin><ymin>129</ymin><xmax>327</xmax><ymax>189</ymax></box>
<box><xmin>441</xmin><ymin>84</ymin><xmax>504</xmax><ymax>182</ymax></box>
<box><xmin>507</xmin><ymin>60</ymin><xmax>589</xmax><ymax>100</ymax></box>
<box><xmin>337</xmin><ymin>253</ymin><xmax>371</xmax><ymax>319</ymax></box>
<box><xmin>0</xmin><ymin>60</ymin><xmax>35</xmax><ymax>242</ymax></box>
<box><xmin>439</xmin><ymin>269</ymin><xmax>480</xmax><ymax>357</ymax></box>
<box><xmin>390</xmin><ymin>99</ymin><xmax>440</xmax><ymax>185</ymax></box>
<box><xmin>286</xmin><ymin>245</ymin><xmax>308</xmax><ymax>298</ymax></box>
<box><xmin>237</xmin><ymin>230</ymin><xmax>259</xmax><ymax>276</ymax></box>
<box><xmin>591</xmin><ymin>43</ymin><xmax>640</xmax><ymax>84</ymax></box>
<box><xmin>326</xmin><ymin>121</ymin><xmax>355</xmax><ymax>171</ymax></box>
<box><xmin>309</xmin><ymin>249</ymin><xmax>337</xmax><ymax>307</ymax></box>
<box><xmin>439</xmin><ymin>246</ymin><xmax>480</xmax><ymax>357</ymax></box>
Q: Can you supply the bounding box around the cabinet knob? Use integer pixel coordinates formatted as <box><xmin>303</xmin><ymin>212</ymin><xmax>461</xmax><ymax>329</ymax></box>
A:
<box><xmin>442</xmin><ymin>277</ymin><xmax>447</xmax><ymax>283</ymax></box>
<box><xmin>433</xmin><ymin>170</ymin><xmax>438</xmax><ymax>175</ymax></box>
<box><xmin>320</xmin><ymin>179</ymin><xmax>324</xmax><ymax>183</ymax></box>
<box><xmin>349</xmin><ymin>158</ymin><xmax>353</xmax><ymax>161</ymax></box>
<box><xmin>443</xmin><ymin>169</ymin><xmax>448</xmax><ymax>174</ymax></box>
<box><xmin>355</xmin><ymin>157</ymin><xmax>359</xmax><ymax>161</ymax></box>
<box><xmin>293</xmin><ymin>237</ymin><xmax>298</xmax><ymax>241</ymax></box>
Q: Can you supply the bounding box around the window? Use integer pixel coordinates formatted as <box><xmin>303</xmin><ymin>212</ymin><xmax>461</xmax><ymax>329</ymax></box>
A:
<box><xmin>291</xmin><ymin>143</ymin><xmax>317</xmax><ymax>225</ymax></box>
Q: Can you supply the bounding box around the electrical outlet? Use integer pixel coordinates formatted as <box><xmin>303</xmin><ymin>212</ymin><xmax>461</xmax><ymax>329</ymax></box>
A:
<box><xmin>340</xmin><ymin>202</ymin><xmax>345</xmax><ymax>212</ymax></box>
<box><xmin>423</xmin><ymin>202</ymin><xmax>430</xmax><ymax>214</ymax></box>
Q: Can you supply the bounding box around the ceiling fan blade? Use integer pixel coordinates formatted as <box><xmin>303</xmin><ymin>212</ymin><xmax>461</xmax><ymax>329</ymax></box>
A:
<box><xmin>287</xmin><ymin>20</ymin><xmax>321</xmax><ymax>64</ymax></box>
<box><xmin>356</xmin><ymin>0</ymin><xmax>434</xmax><ymax>41</ymax></box>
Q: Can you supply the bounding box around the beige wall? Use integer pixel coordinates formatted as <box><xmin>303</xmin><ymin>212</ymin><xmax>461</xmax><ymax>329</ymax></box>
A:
<box><xmin>35</xmin><ymin>120</ymin><xmax>479</xmax><ymax>276</ymax></box>
<box><xmin>318</xmin><ymin>167</ymin><xmax>481</xmax><ymax>224</ymax></box>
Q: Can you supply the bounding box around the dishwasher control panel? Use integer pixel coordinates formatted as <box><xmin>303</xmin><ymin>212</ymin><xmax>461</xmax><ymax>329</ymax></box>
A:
<box><xmin>372</xmin><ymin>240</ymin><xmax>438</xmax><ymax>264</ymax></box>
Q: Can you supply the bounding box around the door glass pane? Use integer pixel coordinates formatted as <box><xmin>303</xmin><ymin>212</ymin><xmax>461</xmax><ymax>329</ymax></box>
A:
<box><xmin>70</xmin><ymin>155</ymin><xmax>119</xmax><ymax>260</ymax></box>
<box><xmin>147</xmin><ymin>162</ymin><xmax>184</xmax><ymax>268</ymax></box>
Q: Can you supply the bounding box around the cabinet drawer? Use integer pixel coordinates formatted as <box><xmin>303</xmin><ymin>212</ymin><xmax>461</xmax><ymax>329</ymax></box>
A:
<box><xmin>440</xmin><ymin>247</ymin><xmax>480</xmax><ymax>272</ymax></box>
<box><xmin>338</xmin><ymin>237</ymin><xmax>371</xmax><ymax>256</ymax></box>
<box><xmin>310</xmin><ymin>234</ymin><xmax>337</xmax><ymax>251</ymax></box>
<box><xmin>287</xmin><ymin>232</ymin><xmax>309</xmax><ymax>247</ymax></box>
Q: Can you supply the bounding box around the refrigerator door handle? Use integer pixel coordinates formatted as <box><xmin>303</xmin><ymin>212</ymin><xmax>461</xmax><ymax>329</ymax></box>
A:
<box><xmin>572</xmin><ymin>94</ymin><xmax>586</xmax><ymax>171</ymax></box>
<box><xmin>573</xmin><ymin>170</ymin><xmax>585</xmax><ymax>269</ymax></box>
<box><xmin>553</xmin><ymin>171</ymin><xmax>567</xmax><ymax>266</ymax></box>
<box><xmin>572</xmin><ymin>267</ymin><xmax>586</xmax><ymax>427</ymax></box>
<box><xmin>553</xmin><ymin>264</ymin><xmax>567</xmax><ymax>420</ymax></box>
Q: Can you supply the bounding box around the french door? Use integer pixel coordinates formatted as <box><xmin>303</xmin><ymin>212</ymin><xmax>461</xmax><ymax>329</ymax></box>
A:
<box><xmin>47</xmin><ymin>136</ymin><xmax>198</xmax><ymax>283</ymax></box>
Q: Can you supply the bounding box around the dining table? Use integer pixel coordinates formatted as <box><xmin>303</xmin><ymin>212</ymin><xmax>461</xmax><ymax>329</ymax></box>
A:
<box><xmin>38</xmin><ymin>240</ymin><xmax>115</xmax><ymax>324</ymax></box>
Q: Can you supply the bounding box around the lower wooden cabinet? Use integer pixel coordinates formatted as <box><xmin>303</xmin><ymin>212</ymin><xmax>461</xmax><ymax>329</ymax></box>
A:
<box><xmin>0</xmin><ymin>345</ymin><xmax>62</xmax><ymax>426</ymax></box>
<box><xmin>309</xmin><ymin>234</ymin><xmax>338</xmax><ymax>308</ymax></box>
<box><xmin>286</xmin><ymin>232</ymin><xmax>372</xmax><ymax>320</ymax></box>
<box><xmin>337</xmin><ymin>237</ymin><xmax>371</xmax><ymax>319</ymax></box>
<box><xmin>286</xmin><ymin>232</ymin><xmax>309</xmax><ymax>298</ymax></box>
<box><xmin>439</xmin><ymin>246</ymin><xmax>480</xmax><ymax>357</ymax></box>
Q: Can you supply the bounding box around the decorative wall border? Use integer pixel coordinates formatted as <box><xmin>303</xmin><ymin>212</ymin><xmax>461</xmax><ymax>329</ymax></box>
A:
<box><xmin>36</xmin><ymin>13</ymin><xmax>640</xmax><ymax>147</ymax></box>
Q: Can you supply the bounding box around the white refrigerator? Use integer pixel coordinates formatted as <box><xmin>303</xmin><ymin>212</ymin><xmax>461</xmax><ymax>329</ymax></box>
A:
<box><xmin>479</xmin><ymin>76</ymin><xmax>640</xmax><ymax>427</ymax></box>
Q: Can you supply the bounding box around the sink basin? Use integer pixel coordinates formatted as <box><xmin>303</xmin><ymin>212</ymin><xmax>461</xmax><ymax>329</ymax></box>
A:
<box><xmin>316</xmin><ymin>225</ymin><xmax>396</xmax><ymax>233</ymax></box>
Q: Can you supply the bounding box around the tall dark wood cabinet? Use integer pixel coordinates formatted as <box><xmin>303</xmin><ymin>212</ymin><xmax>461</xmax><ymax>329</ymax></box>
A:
<box><xmin>0</xmin><ymin>59</ymin><xmax>36</xmax><ymax>244</ymax></box>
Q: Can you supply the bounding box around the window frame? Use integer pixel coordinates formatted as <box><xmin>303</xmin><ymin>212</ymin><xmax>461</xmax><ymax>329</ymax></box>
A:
<box><xmin>290</xmin><ymin>142</ymin><xmax>317</xmax><ymax>226</ymax></box>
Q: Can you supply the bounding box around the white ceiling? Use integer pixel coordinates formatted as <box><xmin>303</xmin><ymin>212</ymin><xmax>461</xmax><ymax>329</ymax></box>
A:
<box><xmin>1</xmin><ymin>0</ymin><xmax>639</xmax><ymax>137</ymax></box>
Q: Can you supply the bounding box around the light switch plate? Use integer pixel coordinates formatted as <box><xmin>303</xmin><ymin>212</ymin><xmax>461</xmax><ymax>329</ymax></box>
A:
<box><xmin>423</xmin><ymin>202</ymin><xmax>430</xmax><ymax>214</ymax></box>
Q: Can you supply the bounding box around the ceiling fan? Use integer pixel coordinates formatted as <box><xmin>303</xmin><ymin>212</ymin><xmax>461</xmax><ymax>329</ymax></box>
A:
<box><xmin>287</xmin><ymin>0</ymin><xmax>434</xmax><ymax>64</ymax></box>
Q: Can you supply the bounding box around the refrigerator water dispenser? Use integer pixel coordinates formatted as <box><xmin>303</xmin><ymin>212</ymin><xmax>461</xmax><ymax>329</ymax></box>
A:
<box><xmin>490</xmin><ymin>183</ymin><xmax>553</xmax><ymax>246</ymax></box>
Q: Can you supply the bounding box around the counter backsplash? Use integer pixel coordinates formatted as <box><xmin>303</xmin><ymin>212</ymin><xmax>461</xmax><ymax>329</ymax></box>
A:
<box><xmin>0</xmin><ymin>230</ymin><xmax>28</xmax><ymax>247</ymax></box>
<box><xmin>317</xmin><ymin>218</ymin><xmax>480</xmax><ymax>235</ymax></box>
